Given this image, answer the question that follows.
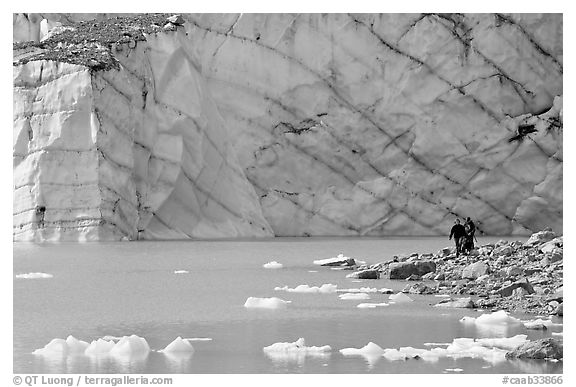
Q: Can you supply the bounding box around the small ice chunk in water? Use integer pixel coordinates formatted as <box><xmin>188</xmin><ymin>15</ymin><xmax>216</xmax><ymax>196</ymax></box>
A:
<box><xmin>263</xmin><ymin>261</ymin><xmax>283</xmax><ymax>269</ymax></box>
<box><xmin>65</xmin><ymin>335</ymin><xmax>90</xmax><ymax>354</ymax></box>
<box><xmin>476</xmin><ymin>334</ymin><xmax>528</xmax><ymax>350</ymax></box>
<box><xmin>552</xmin><ymin>332</ymin><xmax>563</xmax><ymax>337</ymax></box>
<box><xmin>244</xmin><ymin>297</ymin><xmax>290</xmax><ymax>309</ymax></box>
<box><xmin>85</xmin><ymin>339</ymin><xmax>115</xmax><ymax>355</ymax></box>
<box><xmin>521</xmin><ymin>318</ymin><xmax>562</xmax><ymax>329</ymax></box>
<box><xmin>109</xmin><ymin>335</ymin><xmax>150</xmax><ymax>356</ymax></box>
<box><xmin>445</xmin><ymin>368</ymin><xmax>464</xmax><ymax>372</ymax></box>
<box><xmin>159</xmin><ymin>337</ymin><xmax>195</xmax><ymax>353</ymax></box>
<box><xmin>388</xmin><ymin>292</ymin><xmax>413</xmax><ymax>303</ymax></box>
<box><xmin>357</xmin><ymin>302</ymin><xmax>389</xmax><ymax>308</ymax></box>
<box><xmin>33</xmin><ymin>338</ymin><xmax>68</xmax><ymax>356</ymax></box>
<box><xmin>339</xmin><ymin>342</ymin><xmax>385</xmax><ymax>368</ymax></box>
<box><xmin>380</xmin><ymin>334</ymin><xmax>529</xmax><ymax>364</ymax></box>
<box><xmin>338</xmin><ymin>293</ymin><xmax>370</xmax><ymax>300</ymax></box>
<box><xmin>174</xmin><ymin>270</ymin><xmax>189</xmax><ymax>274</ymax></box>
<box><xmin>460</xmin><ymin>310</ymin><xmax>523</xmax><ymax>326</ymax></box>
<box><xmin>340</xmin><ymin>342</ymin><xmax>385</xmax><ymax>356</ymax></box>
<box><xmin>101</xmin><ymin>335</ymin><xmax>123</xmax><ymax>341</ymax></box>
<box><xmin>15</xmin><ymin>272</ymin><xmax>53</xmax><ymax>279</ymax></box>
<box><xmin>274</xmin><ymin>284</ymin><xmax>337</xmax><ymax>293</ymax></box>
<box><xmin>382</xmin><ymin>348</ymin><xmax>410</xmax><ymax>361</ymax></box>
<box><xmin>263</xmin><ymin>338</ymin><xmax>331</xmax><ymax>353</ymax></box>
<box><xmin>33</xmin><ymin>335</ymin><xmax>89</xmax><ymax>356</ymax></box>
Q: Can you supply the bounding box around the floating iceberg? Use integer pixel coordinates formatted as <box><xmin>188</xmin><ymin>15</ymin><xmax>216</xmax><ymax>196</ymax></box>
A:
<box><xmin>34</xmin><ymin>334</ymin><xmax>152</xmax><ymax>359</ymax></box>
<box><xmin>338</xmin><ymin>293</ymin><xmax>370</xmax><ymax>300</ymax></box>
<box><xmin>244</xmin><ymin>297</ymin><xmax>290</xmax><ymax>309</ymax></box>
<box><xmin>263</xmin><ymin>261</ymin><xmax>283</xmax><ymax>269</ymax></box>
<box><xmin>101</xmin><ymin>335</ymin><xmax>123</xmax><ymax>341</ymax></box>
<box><xmin>383</xmin><ymin>347</ymin><xmax>428</xmax><ymax>361</ymax></box>
<box><xmin>15</xmin><ymin>272</ymin><xmax>53</xmax><ymax>279</ymax></box>
<box><xmin>263</xmin><ymin>338</ymin><xmax>331</xmax><ymax>364</ymax></box>
<box><xmin>159</xmin><ymin>337</ymin><xmax>195</xmax><ymax>353</ymax></box>
<box><xmin>380</xmin><ymin>334</ymin><xmax>529</xmax><ymax>364</ymax></box>
<box><xmin>445</xmin><ymin>368</ymin><xmax>464</xmax><ymax>372</ymax></box>
<box><xmin>521</xmin><ymin>318</ymin><xmax>562</xmax><ymax>330</ymax></box>
<box><xmin>109</xmin><ymin>335</ymin><xmax>150</xmax><ymax>356</ymax></box>
<box><xmin>274</xmin><ymin>284</ymin><xmax>337</xmax><ymax>293</ymax></box>
<box><xmin>339</xmin><ymin>334</ymin><xmax>530</xmax><ymax>365</ymax></box>
<box><xmin>85</xmin><ymin>338</ymin><xmax>115</xmax><ymax>355</ymax></box>
<box><xmin>263</xmin><ymin>338</ymin><xmax>331</xmax><ymax>353</ymax></box>
<box><xmin>339</xmin><ymin>342</ymin><xmax>385</xmax><ymax>368</ymax></box>
<box><xmin>357</xmin><ymin>302</ymin><xmax>389</xmax><ymax>308</ymax></box>
<box><xmin>423</xmin><ymin>342</ymin><xmax>451</xmax><ymax>346</ymax></box>
<box><xmin>460</xmin><ymin>310</ymin><xmax>522</xmax><ymax>326</ymax></box>
<box><xmin>476</xmin><ymin>335</ymin><xmax>528</xmax><ymax>350</ymax></box>
<box><xmin>388</xmin><ymin>292</ymin><xmax>413</xmax><ymax>303</ymax></box>
<box><xmin>340</xmin><ymin>342</ymin><xmax>385</xmax><ymax>356</ymax></box>
<box><xmin>173</xmin><ymin>270</ymin><xmax>189</xmax><ymax>274</ymax></box>
<box><xmin>33</xmin><ymin>335</ymin><xmax>89</xmax><ymax>356</ymax></box>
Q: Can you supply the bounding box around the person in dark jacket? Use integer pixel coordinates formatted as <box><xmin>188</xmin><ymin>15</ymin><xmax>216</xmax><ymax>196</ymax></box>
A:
<box><xmin>449</xmin><ymin>218</ymin><xmax>467</xmax><ymax>257</ymax></box>
<box><xmin>463</xmin><ymin>217</ymin><xmax>476</xmax><ymax>254</ymax></box>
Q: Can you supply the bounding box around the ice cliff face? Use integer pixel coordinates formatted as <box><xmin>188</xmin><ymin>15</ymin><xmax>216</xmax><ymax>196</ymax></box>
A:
<box><xmin>13</xmin><ymin>13</ymin><xmax>563</xmax><ymax>240</ymax></box>
<box><xmin>14</xmin><ymin>28</ymin><xmax>273</xmax><ymax>241</ymax></box>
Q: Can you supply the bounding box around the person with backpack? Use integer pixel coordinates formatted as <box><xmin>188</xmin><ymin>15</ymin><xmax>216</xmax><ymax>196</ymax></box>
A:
<box><xmin>462</xmin><ymin>217</ymin><xmax>476</xmax><ymax>254</ymax></box>
<box><xmin>449</xmin><ymin>218</ymin><xmax>467</xmax><ymax>257</ymax></box>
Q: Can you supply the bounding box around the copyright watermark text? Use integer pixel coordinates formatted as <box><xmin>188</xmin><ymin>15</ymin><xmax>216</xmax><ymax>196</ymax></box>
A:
<box><xmin>13</xmin><ymin>375</ymin><xmax>173</xmax><ymax>386</ymax></box>
<box><xmin>502</xmin><ymin>375</ymin><xmax>563</xmax><ymax>384</ymax></box>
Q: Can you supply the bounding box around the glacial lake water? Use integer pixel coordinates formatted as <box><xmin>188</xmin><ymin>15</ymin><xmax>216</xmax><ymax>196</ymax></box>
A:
<box><xmin>13</xmin><ymin>237</ymin><xmax>563</xmax><ymax>374</ymax></box>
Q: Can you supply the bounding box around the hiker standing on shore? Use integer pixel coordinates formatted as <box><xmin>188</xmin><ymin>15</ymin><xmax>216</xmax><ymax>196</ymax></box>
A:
<box><xmin>449</xmin><ymin>218</ymin><xmax>467</xmax><ymax>257</ymax></box>
<box><xmin>464</xmin><ymin>217</ymin><xmax>476</xmax><ymax>252</ymax></box>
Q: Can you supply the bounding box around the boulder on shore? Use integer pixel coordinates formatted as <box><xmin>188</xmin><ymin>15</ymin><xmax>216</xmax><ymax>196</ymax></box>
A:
<box><xmin>314</xmin><ymin>254</ymin><xmax>356</xmax><ymax>267</ymax></box>
<box><xmin>462</xmin><ymin>261</ymin><xmax>489</xmax><ymax>280</ymax></box>
<box><xmin>555</xmin><ymin>302</ymin><xmax>563</xmax><ymax>316</ymax></box>
<box><xmin>523</xmin><ymin>230</ymin><xmax>557</xmax><ymax>247</ymax></box>
<box><xmin>389</xmin><ymin>260</ymin><xmax>436</xmax><ymax>279</ymax></box>
<box><xmin>346</xmin><ymin>269</ymin><xmax>379</xmax><ymax>280</ymax></box>
<box><xmin>497</xmin><ymin>279</ymin><xmax>535</xmax><ymax>297</ymax></box>
<box><xmin>505</xmin><ymin>338</ymin><xmax>563</xmax><ymax>360</ymax></box>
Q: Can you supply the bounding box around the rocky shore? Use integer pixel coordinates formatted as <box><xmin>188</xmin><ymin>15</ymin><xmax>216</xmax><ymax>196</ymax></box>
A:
<box><xmin>325</xmin><ymin>230</ymin><xmax>563</xmax><ymax>316</ymax></box>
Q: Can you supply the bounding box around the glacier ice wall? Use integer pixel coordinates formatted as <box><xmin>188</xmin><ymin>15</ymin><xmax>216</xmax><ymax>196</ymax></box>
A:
<box><xmin>13</xmin><ymin>28</ymin><xmax>273</xmax><ymax>241</ymax></box>
<box><xmin>13</xmin><ymin>13</ymin><xmax>563</xmax><ymax>240</ymax></box>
